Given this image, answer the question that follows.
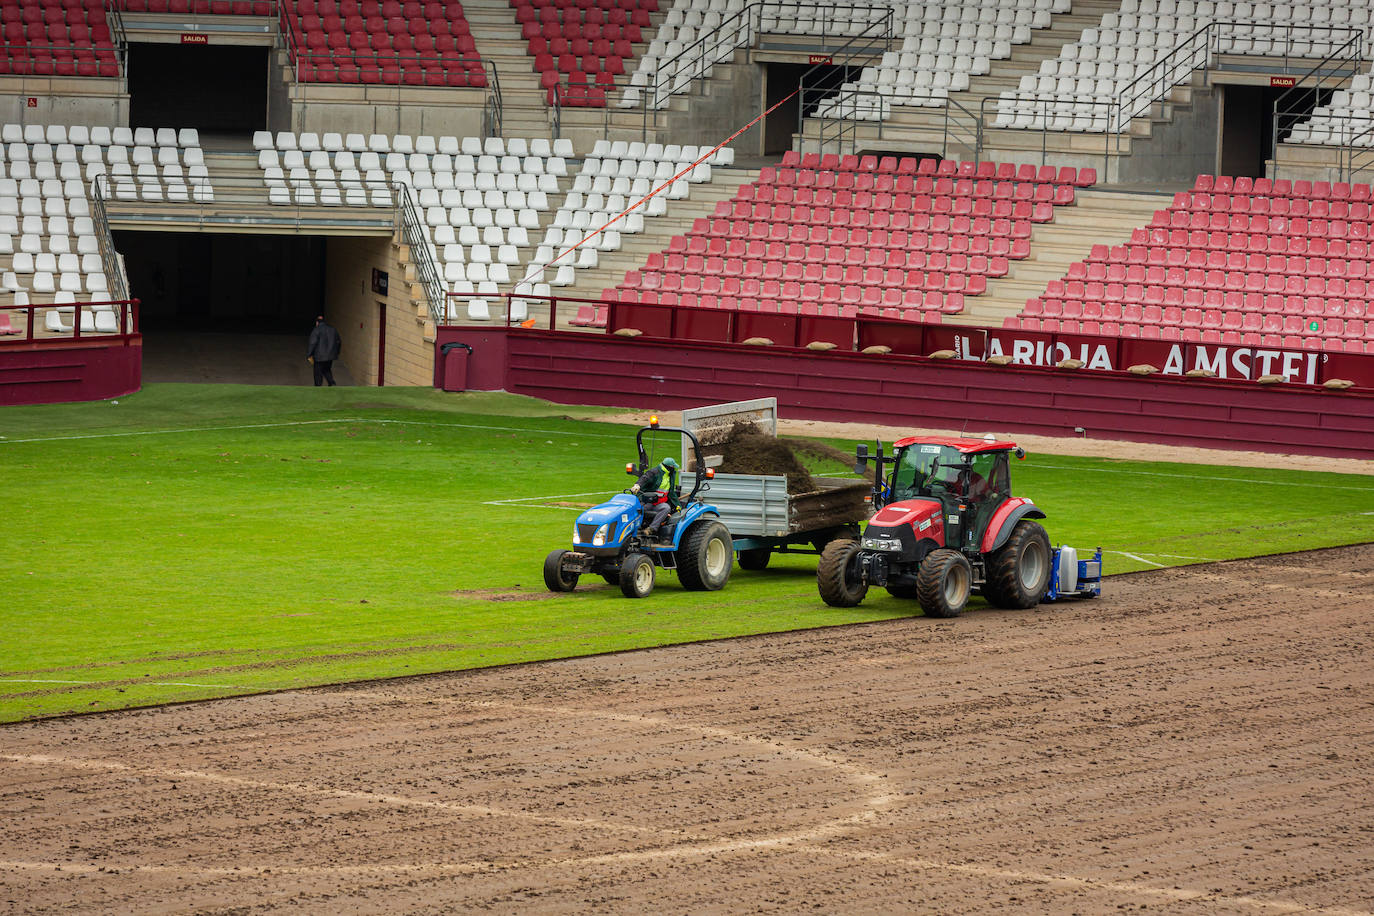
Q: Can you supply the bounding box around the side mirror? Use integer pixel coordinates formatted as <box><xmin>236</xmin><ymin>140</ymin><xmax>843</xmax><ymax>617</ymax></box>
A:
<box><xmin>1015</xmin><ymin>447</ymin><xmax>1025</xmax><ymax>460</ymax></box>
<box><xmin>853</xmin><ymin>443</ymin><xmax>869</xmax><ymax>474</ymax></box>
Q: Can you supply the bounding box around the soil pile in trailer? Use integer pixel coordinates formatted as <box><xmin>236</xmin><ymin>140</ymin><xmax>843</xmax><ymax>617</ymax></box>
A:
<box><xmin>694</xmin><ymin>421</ymin><xmax>868</xmax><ymax>495</ymax></box>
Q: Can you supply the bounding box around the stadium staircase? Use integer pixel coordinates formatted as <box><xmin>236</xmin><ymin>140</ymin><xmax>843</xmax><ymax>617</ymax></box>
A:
<box><xmin>958</xmin><ymin>186</ymin><xmax>1166</xmax><ymax>325</ymax></box>
<box><xmin>793</xmin><ymin>0</ymin><xmax>1125</xmax><ymax>160</ymax></box>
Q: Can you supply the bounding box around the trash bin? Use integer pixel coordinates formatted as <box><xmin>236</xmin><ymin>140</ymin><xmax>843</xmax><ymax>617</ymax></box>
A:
<box><xmin>440</xmin><ymin>342</ymin><xmax>472</xmax><ymax>392</ymax></box>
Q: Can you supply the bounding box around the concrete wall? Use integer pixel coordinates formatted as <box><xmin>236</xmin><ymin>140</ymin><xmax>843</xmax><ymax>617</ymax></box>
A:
<box><xmin>653</xmin><ymin>52</ymin><xmax>766</xmax><ymax>158</ymax></box>
<box><xmin>290</xmin><ymin>87</ymin><xmax>485</xmax><ymax>138</ymax></box>
<box><xmin>0</xmin><ymin>88</ymin><xmax>128</xmax><ymax>128</ymax></box>
<box><xmin>1117</xmin><ymin>83</ymin><xmax>1220</xmax><ymax>185</ymax></box>
<box><xmin>323</xmin><ymin>233</ymin><xmax>434</xmax><ymax>386</ymax></box>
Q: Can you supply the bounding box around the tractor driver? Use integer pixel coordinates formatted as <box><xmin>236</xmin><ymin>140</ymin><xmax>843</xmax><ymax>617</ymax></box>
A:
<box><xmin>631</xmin><ymin>456</ymin><xmax>680</xmax><ymax>540</ymax></box>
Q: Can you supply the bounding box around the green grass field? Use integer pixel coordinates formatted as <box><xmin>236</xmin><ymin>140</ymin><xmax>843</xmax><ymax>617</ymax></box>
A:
<box><xmin>3</xmin><ymin>384</ymin><xmax>1371</xmax><ymax>723</ymax></box>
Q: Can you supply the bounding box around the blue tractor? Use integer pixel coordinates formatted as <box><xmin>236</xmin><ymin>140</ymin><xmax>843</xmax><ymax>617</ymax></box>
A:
<box><xmin>543</xmin><ymin>418</ymin><xmax>734</xmax><ymax>598</ymax></box>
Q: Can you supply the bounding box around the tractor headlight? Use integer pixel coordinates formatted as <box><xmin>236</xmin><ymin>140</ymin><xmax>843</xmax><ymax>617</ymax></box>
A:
<box><xmin>592</xmin><ymin>522</ymin><xmax>612</xmax><ymax>546</ymax></box>
<box><xmin>862</xmin><ymin>536</ymin><xmax>903</xmax><ymax>552</ymax></box>
<box><xmin>572</xmin><ymin>523</ymin><xmax>581</xmax><ymax>543</ymax></box>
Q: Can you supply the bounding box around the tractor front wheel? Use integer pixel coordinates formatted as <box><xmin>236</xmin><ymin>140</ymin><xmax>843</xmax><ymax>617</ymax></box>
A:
<box><xmin>738</xmin><ymin>548</ymin><xmax>771</xmax><ymax>571</ymax></box>
<box><xmin>983</xmin><ymin>520</ymin><xmax>1052</xmax><ymax>609</ymax></box>
<box><xmin>543</xmin><ymin>549</ymin><xmax>580</xmax><ymax>593</ymax></box>
<box><xmin>619</xmin><ymin>553</ymin><xmax>655</xmax><ymax>598</ymax></box>
<box><xmin>817</xmin><ymin>539</ymin><xmax>868</xmax><ymax>607</ymax></box>
<box><xmin>678</xmin><ymin>520</ymin><xmax>733</xmax><ymax>591</ymax></box>
<box><xmin>917</xmin><ymin>548</ymin><xmax>972</xmax><ymax>618</ymax></box>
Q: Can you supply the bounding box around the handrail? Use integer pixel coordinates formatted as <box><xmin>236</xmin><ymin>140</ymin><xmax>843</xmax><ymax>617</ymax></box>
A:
<box><xmin>103</xmin><ymin>0</ymin><xmax>129</xmax><ymax>82</ymax></box>
<box><xmin>89</xmin><ymin>176</ymin><xmax>131</xmax><ymax>303</ymax></box>
<box><xmin>0</xmin><ymin>298</ymin><xmax>140</xmax><ymax>344</ymax></box>
<box><xmin>482</xmin><ymin>60</ymin><xmax>503</xmax><ymax>138</ymax></box>
<box><xmin>1270</xmin><ymin>30</ymin><xmax>1368</xmax><ymax>181</ymax></box>
<box><xmin>628</xmin><ymin>0</ymin><xmax>892</xmax><ymax>139</ymax></box>
<box><xmin>980</xmin><ymin>94</ymin><xmax>1117</xmax><ymax>176</ymax></box>
<box><xmin>982</xmin><ymin>21</ymin><xmax>1364</xmax><ymax>170</ymax></box>
<box><xmin>1115</xmin><ymin>22</ymin><xmax>1362</xmax><ymax>134</ymax></box>
<box><xmin>795</xmin><ymin>7</ymin><xmax>895</xmax><ymax>156</ymax></box>
<box><xmin>393</xmin><ymin>183</ymin><xmax>448</xmax><ymax>323</ymax></box>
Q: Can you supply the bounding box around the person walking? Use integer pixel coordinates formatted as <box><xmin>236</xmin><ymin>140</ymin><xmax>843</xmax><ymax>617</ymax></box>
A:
<box><xmin>306</xmin><ymin>315</ymin><xmax>341</xmax><ymax>386</ymax></box>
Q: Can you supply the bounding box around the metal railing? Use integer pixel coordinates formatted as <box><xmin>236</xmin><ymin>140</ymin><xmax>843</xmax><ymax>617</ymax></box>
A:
<box><xmin>1271</xmin><ymin>30</ymin><xmax>1369</xmax><ymax>180</ymax></box>
<box><xmin>624</xmin><ymin>0</ymin><xmax>893</xmax><ymax>139</ymax></box>
<box><xmin>980</xmin><ymin>94</ymin><xmax>1119</xmax><ymax>175</ymax></box>
<box><xmin>795</xmin><ymin>8</ymin><xmax>896</xmax><ymax>157</ymax></box>
<box><xmin>980</xmin><ymin>22</ymin><xmax>1364</xmax><ymax>171</ymax></box>
<box><xmin>482</xmin><ymin>60</ymin><xmax>503</xmax><ymax>138</ymax></box>
<box><xmin>89</xmin><ymin>177</ymin><xmax>131</xmax><ymax>303</ymax></box>
<box><xmin>393</xmin><ymin>183</ymin><xmax>447</xmax><ymax>323</ymax></box>
<box><xmin>0</xmin><ymin>298</ymin><xmax>139</xmax><ymax>343</ymax></box>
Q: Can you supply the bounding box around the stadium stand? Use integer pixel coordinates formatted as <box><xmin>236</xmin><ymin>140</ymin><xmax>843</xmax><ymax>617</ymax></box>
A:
<box><xmin>604</xmin><ymin>153</ymin><xmax>1089</xmax><ymax>324</ymax></box>
<box><xmin>0</xmin><ymin>0</ymin><xmax>120</xmax><ymax>77</ymax></box>
<box><xmin>515</xmin><ymin>0</ymin><xmax>657</xmax><ymax>107</ymax></box>
<box><xmin>277</xmin><ymin>0</ymin><xmax>485</xmax><ymax>86</ymax></box>
<box><xmin>1008</xmin><ymin>175</ymin><xmax>1374</xmax><ymax>353</ymax></box>
<box><xmin>253</xmin><ymin>131</ymin><xmax>572</xmax><ymax>320</ymax></box>
<box><xmin>0</xmin><ymin>122</ymin><xmax>205</xmax><ymax>334</ymax></box>
<box><xmin>814</xmin><ymin>0</ymin><xmax>1068</xmax><ymax>121</ymax></box>
<box><xmin>993</xmin><ymin>0</ymin><xmax>1374</xmax><ymax>132</ymax></box>
<box><xmin>528</xmin><ymin>138</ymin><xmax>730</xmax><ymax>299</ymax></box>
<box><xmin>1285</xmin><ymin>70</ymin><xmax>1374</xmax><ymax>147</ymax></box>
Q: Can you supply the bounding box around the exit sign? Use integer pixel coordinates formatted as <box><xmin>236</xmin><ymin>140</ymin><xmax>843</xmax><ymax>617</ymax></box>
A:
<box><xmin>181</xmin><ymin>32</ymin><xmax>208</xmax><ymax>44</ymax></box>
<box><xmin>808</xmin><ymin>54</ymin><xmax>832</xmax><ymax>65</ymax></box>
<box><xmin>1271</xmin><ymin>75</ymin><xmax>1296</xmax><ymax>87</ymax></box>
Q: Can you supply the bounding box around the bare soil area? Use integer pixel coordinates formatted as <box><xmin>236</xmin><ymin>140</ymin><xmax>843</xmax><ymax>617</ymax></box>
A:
<box><xmin>3</xmin><ymin>545</ymin><xmax>1373</xmax><ymax>914</ymax></box>
<box><xmin>578</xmin><ymin>410</ymin><xmax>1374</xmax><ymax>477</ymax></box>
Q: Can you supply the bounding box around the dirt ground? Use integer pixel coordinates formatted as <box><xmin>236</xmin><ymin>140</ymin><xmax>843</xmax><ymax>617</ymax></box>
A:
<box><xmin>576</xmin><ymin>410</ymin><xmax>1374</xmax><ymax>477</ymax></box>
<box><xmin>2</xmin><ymin>545</ymin><xmax>1372</xmax><ymax>913</ymax></box>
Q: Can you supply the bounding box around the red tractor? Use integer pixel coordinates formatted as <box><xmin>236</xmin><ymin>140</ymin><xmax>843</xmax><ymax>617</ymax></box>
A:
<box><xmin>817</xmin><ymin>435</ymin><xmax>1089</xmax><ymax>616</ymax></box>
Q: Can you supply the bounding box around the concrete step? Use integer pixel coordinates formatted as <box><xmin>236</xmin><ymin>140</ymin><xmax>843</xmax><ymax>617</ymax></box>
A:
<box><xmin>957</xmin><ymin>187</ymin><xmax>1170</xmax><ymax>323</ymax></box>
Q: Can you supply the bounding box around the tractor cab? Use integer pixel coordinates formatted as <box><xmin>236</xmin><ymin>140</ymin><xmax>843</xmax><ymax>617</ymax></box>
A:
<box><xmin>883</xmin><ymin>437</ymin><xmax>1020</xmax><ymax>553</ymax></box>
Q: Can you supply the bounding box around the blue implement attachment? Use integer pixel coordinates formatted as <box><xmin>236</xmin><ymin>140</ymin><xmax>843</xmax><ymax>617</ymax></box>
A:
<box><xmin>1042</xmin><ymin>546</ymin><xmax>1103</xmax><ymax>602</ymax></box>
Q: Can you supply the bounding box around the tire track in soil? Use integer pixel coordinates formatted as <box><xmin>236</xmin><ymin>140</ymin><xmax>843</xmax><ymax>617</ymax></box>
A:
<box><xmin>1</xmin><ymin>545</ymin><xmax>1372</xmax><ymax>913</ymax></box>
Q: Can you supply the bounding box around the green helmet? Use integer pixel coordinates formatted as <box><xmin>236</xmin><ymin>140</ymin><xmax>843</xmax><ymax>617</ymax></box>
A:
<box><xmin>661</xmin><ymin>457</ymin><xmax>678</xmax><ymax>470</ymax></box>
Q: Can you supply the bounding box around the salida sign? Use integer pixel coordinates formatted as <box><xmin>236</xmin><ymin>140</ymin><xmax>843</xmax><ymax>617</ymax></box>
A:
<box><xmin>938</xmin><ymin>329</ymin><xmax>1327</xmax><ymax>384</ymax></box>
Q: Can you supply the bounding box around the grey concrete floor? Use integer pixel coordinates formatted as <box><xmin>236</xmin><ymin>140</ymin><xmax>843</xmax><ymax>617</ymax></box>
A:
<box><xmin>140</xmin><ymin>331</ymin><xmax>357</xmax><ymax>386</ymax></box>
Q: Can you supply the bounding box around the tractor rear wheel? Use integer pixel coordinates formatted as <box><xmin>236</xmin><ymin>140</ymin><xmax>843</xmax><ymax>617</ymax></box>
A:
<box><xmin>678</xmin><ymin>520</ymin><xmax>733</xmax><ymax>591</ymax></box>
<box><xmin>619</xmin><ymin>553</ymin><xmax>655</xmax><ymax>598</ymax></box>
<box><xmin>543</xmin><ymin>549</ymin><xmax>579</xmax><ymax>593</ymax></box>
<box><xmin>917</xmin><ymin>548</ymin><xmax>972</xmax><ymax>618</ymax></box>
<box><xmin>738</xmin><ymin>548</ymin><xmax>771</xmax><ymax>571</ymax></box>
<box><xmin>983</xmin><ymin>520</ymin><xmax>1052</xmax><ymax>609</ymax></box>
<box><xmin>817</xmin><ymin>539</ymin><xmax>868</xmax><ymax>607</ymax></box>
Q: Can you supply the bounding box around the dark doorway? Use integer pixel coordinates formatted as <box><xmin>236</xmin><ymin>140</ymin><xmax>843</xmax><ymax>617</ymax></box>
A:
<box><xmin>128</xmin><ymin>42</ymin><xmax>269</xmax><ymax>133</ymax></box>
<box><xmin>114</xmin><ymin>231</ymin><xmax>325</xmax><ymax>333</ymax></box>
<box><xmin>764</xmin><ymin>61</ymin><xmax>857</xmax><ymax>156</ymax></box>
<box><xmin>1220</xmin><ymin>82</ymin><xmax>1334</xmax><ymax>178</ymax></box>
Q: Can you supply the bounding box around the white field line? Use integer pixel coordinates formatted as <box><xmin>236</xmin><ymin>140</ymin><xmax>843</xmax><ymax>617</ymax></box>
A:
<box><xmin>1104</xmin><ymin>549</ymin><xmax>1218</xmax><ymax>564</ymax></box>
<box><xmin>0</xmin><ymin>418</ymin><xmax>626</xmax><ymax>445</ymax></box>
<box><xmin>1109</xmin><ymin>551</ymin><xmax>1168</xmax><ymax>568</ymax></box>
<box><xmin>0</xmin><ymin>679</ymin><xmax>259</xmax><ymax>690</ymax></box>
<box><xmin>482</xmin><ymin>490</ymin><xmax>611</xmax><ymax>508</ymax></box>
<box><xmin>1034</xmin><ymin>462</ymin><xmax>1374</xmax><ymax>492</ymax></box>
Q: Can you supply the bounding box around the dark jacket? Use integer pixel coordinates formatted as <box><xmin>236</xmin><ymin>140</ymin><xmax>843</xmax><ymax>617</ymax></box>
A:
<box><xmin>307</xmin><ymin>322</ymin><xmax>342</xmax><ymax>361</ymax></box>
<box><xmin>636</xmin><ymin>463</ymin><xmax>681</xmax><ymax>509</ymax></box>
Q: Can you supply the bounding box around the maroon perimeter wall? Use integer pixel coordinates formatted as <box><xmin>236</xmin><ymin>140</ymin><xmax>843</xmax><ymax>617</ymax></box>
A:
<box><xmin>438</xmin><ymin>326</ymin><xmax>1374</xmax><ymax>460</ymax></box>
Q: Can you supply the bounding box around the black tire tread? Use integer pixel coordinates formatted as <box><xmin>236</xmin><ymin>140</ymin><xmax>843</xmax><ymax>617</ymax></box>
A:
<box><xmin>983</xmin><ymin>520</ymin><xmax>1052</xmax><ymax>609</ymax></box>
<box><xmin>916</xmin><ymin>548</ymin><xmax>970</xmax><ymax>618</ymax></box>
<box><xmin>738</xmin><ymin>548</ymin><xmax>771</xmax><ymax>571</ymax></box>
<box><xmin>817</xmin><ymin>539</ymin><xmax>868</xmax><ymax>607</ymax></box>
<box><xmin>678</xmin><ymin>520</ymin><xmax>732</xmax><ymax>591</ymax></box>
<box><xmin>543</xmin><ymin>549</ymin><xmax>578</xmax><ymax>593</ymax></box>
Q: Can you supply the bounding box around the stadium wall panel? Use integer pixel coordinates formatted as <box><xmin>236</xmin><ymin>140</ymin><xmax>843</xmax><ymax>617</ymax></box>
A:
<box><xmin>438</xmin><ymin>327</ymin><xmax>1374</xmax><ymax>459</ymax></box>
<box><xmin>0</xmin><ymin>338</ymin><xmax>141</xmax><ymax>406</ymax></box>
